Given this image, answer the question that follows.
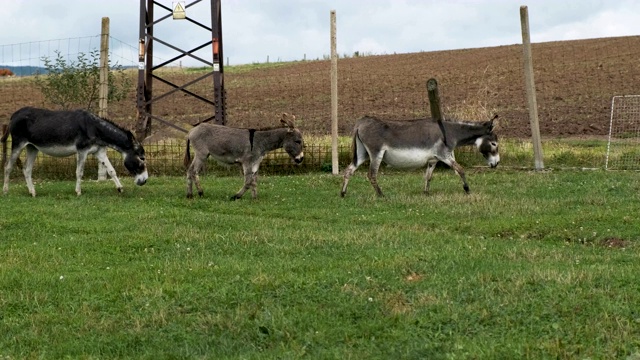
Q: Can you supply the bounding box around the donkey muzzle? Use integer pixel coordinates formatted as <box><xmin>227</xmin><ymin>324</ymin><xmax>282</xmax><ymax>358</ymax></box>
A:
<box><xmin>294</xmin><ymin>153</ymin><xmax>304</xmax><ymax>164</ymax></box>
<box><xmin>135</xmin><ymin>170</ymin><xmax>149</xmax><ymax>186</ymax></box>
<box><xmin>487</xmin><ymin>154</ymin><xmax>500</xmax><ymax>168</ymax></box>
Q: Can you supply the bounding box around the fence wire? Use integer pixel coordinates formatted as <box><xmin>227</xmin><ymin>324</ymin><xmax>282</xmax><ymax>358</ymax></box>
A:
<box><xmin>606</xmin><ymin>95</ymin><xmax>640</xmax><ymax>170</ymax></box>
<box><xmin>2</xmin><ymin>35</ymin><xmax>640</xmax><ymax>175</ymax></box>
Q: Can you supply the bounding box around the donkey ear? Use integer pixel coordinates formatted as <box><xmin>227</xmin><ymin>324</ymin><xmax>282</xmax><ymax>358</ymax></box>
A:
<box><xmin>280</xmin><ymin>113</ymin><xmax>296</xmax><ymax>131</ymax></box>
<box><xmin>488</xmin><ymin>114</ymin><xmax>498</xmax><ymax>131</ymax></box>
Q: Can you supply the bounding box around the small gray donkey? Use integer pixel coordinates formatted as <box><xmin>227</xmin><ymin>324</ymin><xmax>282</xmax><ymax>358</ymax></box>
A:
<box><xmin>184</xmin><ymin>113</ymin><xmax>304</xmax><ymax>200</ymax></box>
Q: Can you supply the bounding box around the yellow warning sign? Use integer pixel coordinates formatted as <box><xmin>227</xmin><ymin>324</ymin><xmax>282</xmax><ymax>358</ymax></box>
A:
<box><xmin>173</xmin><ymin>2</ymin><xmax>186</xmax><ymax>20</ymax></box>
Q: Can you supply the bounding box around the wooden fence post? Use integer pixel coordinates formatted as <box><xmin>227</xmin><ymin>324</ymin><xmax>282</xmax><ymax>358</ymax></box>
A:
<box><xmin>520</xmin><ymin>6</ymin><xmax>544</xmax><ymax>170</ymax></box>
<box><xmin>330</xmin><ymin>10</ymin><xmax>339</xmax><ymax>175</ymax></box>
<box><xmin>427</xmin><ymin>78</ymin><xmax>448</xmax><ymax>146</ymax></box>
<box><xmin>99</xmin><ymin>17</ymin><xmax>109</xmax><ymax>118</ymax></box>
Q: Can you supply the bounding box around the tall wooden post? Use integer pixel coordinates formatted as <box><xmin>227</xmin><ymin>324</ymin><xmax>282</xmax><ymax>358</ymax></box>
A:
<box><xmin>330</xmin><ymin>10</ymin><xmax>339</xmax><ymax>175</ymax></box>
<box><xmin>98</xmin><ymin>17</ymin><xmax>109</xmax><ymax>118</ymax></box>
<box><xmin>211</xmin><ymin>0</ymin><xmax>226</xmax><ymax>125</ymax></box>
<box><xmin>520</xmin><ymin>5</ymin><xmax>544</xmax><ymax>170</ymax></box>
<box><xmin>427</xmin><ymin>78</ymin><xmax>448</xmax><ymax>146</ymax></box>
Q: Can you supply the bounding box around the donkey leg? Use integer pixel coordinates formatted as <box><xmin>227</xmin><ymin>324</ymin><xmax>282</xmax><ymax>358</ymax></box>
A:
<box><xmin>23</xmin><ymin>146</ymin><xmax>39</xmax><ymax>197</ymax></box>
<box><xmin>193</xmin><ymin>160</ymin><xmax>206</xmax><ymax>197</ymax></box>
<box><xmin>3</xmin><ymin>146</ymin><xmax>24</xmax><ymax>195</ymax></box>
<box><xmin>449</xmin><ymin>160</ymin><xmax>470</xmax><ymax>194</ymax></box>
<box><xmin>367</xmin><ymin>153</ymin><xmax>385</xmax><ymax>197</ymax></box>
<box><xmin>2</xmin><ymin>158</ymin><xmax>11</xmax><ymax>194</ymax></box>
<box><xmin>423</xmin><ymin>160</ymin><xmax>438</xmax><ymax>194</ymax></box>
<box><xmin>231</xmin><ymin>171</ymin><xmax>253</xmax><ymax>201</ymax></box>
<box><xmin>340</xmin><ymin>163</ymin><xmax>358</xmax><ymax>197</ymax></box>
<box><xmin>232</xmin><ymin>162</ymin><xmax>261</xmax><ymax>201</ymax></box>
<box><xmin>341</xmin><ymin>137</ymin><xmax>369</xmax><ymax>197</ymax></box>
<box><xmin>95</xmin><ymin>148</ymin><xmax>123</xmax><ymax>192</ymax></box>
<box><xmin>75</xmin><ymin>150</ymin><xmax>90</xmax><ymax>196</ymax></box>
<box><xmin>97</xmin><ymin>161</ymin><xmax>108</xmax><ymax>181</ymax></box>
<box><xmin>250</xmin><ymin>171</ymin><xmax>259</xmax><ymax>199</ymax></box>
<box><xmin>186</xmin><ymin>157</ymin><xmax>205</xmax><ymax>198</ymax></box>
<box><xmin>186</xmin><ymin>163</ymin><xmax>195</xmax><ymax>198</ymax></box>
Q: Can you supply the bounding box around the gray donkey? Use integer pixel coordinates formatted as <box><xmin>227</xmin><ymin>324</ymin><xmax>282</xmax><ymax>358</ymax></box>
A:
<box><xmin>341</xmin><ymin>115</ymin><xmax>500</xmax><ymax>197</ymax></box>
<box><xmin>184</xmin><ymin>113</ymin><xmax>304</xmax><ymax>200</ymax></box>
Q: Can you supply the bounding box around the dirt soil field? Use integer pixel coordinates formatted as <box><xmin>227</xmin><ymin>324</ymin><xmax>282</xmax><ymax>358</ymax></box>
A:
<box><xmin>2</xmin><ymin>36</ymin><xmax>640</xmax><ymax>140</ymax></box>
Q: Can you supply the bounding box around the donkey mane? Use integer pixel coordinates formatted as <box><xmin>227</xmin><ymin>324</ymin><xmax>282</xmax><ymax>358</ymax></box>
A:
<box><xmin>363</xmin><ymin>115</ymin><xmax>489</xmax><ymax>126</ymax></box>
<box><xmin>81</xmin><ymin>111</ymin><xmax>137</xmax><ymax>150</ymax></box>
<box><xmin>84</xmin><ymin>111</ymin><xmax>135</xmax><ymax>136</ymax></box>
<box><xmin>246</xmin><ymin>125</ymin><xmax>289</xmax><ymax>132</ymax></box>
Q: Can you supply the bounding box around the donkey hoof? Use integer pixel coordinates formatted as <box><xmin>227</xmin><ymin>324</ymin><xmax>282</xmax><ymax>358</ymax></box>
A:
<box><xmin>463</xmin><ymin>185</ymin><xmax>470</xmax><ymax>194</ymax></box>
<box><xmin>229</xmin><ymin>195</ymin><xmax>240</xmax><ymax>201</ymax></box>
<box><xmin>198</xmin><ymin>191</ymin><xmax>204</xmax><ymax>197</ymax></box>
<box><xmin>186</xmin><ymin>193</ymin><xmax>193</xmax><ymax>199</ymax></box>
<box><xmin>340</xmin><ymin>191</ymin><xmax>346</xmax><ymax>198</ymax></box>
<box><xmin>117</xmin><ymin>187</ymin><xmax>123</xmax><ymax>193</ymax></box>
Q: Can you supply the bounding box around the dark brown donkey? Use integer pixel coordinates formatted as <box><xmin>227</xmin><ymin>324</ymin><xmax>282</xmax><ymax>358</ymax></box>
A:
<box><xmin>2</xmin><ymin>107</ymin><xmax>148</xmax><ymax>197</ymax></box>
<box><xmin>341</xmin><ymin>115</ymin><xmax>500</xmax><ymax>197</ymax></box>
<box><xmin>184</xmin><ymin>113</ymin><xmax>304</xmax><ymax>200</ymax></box>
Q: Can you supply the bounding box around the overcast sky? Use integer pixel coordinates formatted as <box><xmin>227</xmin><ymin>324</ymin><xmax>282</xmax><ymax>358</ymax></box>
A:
<box><xmin>1</xmin><ymin>0</ymin><xmax>639</xmax><ymax>67</ymax></box>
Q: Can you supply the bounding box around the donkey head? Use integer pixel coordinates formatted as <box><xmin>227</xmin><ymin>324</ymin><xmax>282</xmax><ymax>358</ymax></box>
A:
<box><xmin>123</xmin><ymin>132</ymin><xmax>149</xmax><ymax>185</ymax></box>
<box><xmin>475</xmin><ymin>115</ymin><xmax>500</xmax><ymax>168</ymax></box>
<box><xmin>280</xmin><ymin>113</ymin><xmax>304</xmax><ymax>164</ymax></box>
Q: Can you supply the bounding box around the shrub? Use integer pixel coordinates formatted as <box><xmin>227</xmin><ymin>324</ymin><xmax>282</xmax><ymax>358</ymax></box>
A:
<box><xmin>34</xmin><ymin>50</ymin><xmax>131</xmax><ymax>111</ymax></box>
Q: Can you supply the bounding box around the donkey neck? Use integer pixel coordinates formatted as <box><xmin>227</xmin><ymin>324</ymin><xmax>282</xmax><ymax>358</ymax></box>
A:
<box><xmin>251</xmin><ymin>127</ymin><xmax>289</xmax><ymax>153</ymax></box>
<box><xmin>91</xmin><ymin>115</ymin><xmax>132</xmax><ymax>152</ymax></box>
<box><xmin>444</xmin><ymin>121</ymin><xmax>490</xmax><ymax>147</ymax></box>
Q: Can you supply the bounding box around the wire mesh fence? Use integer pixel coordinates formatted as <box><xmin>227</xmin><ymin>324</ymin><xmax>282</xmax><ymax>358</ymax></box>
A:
<box><xmin>606</xmin><ymin>95</ymin><xmax>640</xmax><ymax>170</ymax></box>
<box><xmin>1</xmin><ymin>139</ymin><xmax>353</xmax><ymax>180</ymax></box>
<box><xmin>4</xmin><ymin>137</ymin><xmax>602</xmax><ymax>184</ymax></box>
<box><xmin>3</xmin><ymin>34</ymin><xmax>640</xmax><ymax>176</ymax></box>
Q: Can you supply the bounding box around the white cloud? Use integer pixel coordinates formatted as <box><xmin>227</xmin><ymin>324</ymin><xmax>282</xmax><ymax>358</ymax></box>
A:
<box><xmin>351</xmin><ymin>38</ymin><xmax>388</xmax><ymax>56</ymax></box>
<box><xmin>1</xmin><ymin>0</ymin><xmax>639</xmax><ymax>66</ymax></box>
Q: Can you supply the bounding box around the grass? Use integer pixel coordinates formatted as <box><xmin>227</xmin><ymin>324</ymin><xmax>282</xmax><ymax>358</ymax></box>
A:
<box><xmin>1</xmin><ymin>169</ymin><xmax>639</xmax><ymax>359</ymax></box>
<box><xmin>182</xmin><ymin>61</ymin><xmax>306</xmax><ymax>75</ymax></box>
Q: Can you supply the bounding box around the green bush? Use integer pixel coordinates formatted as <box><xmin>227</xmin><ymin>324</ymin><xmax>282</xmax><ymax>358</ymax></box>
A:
<box><xmin>35</xmin><ymin>49</ymin><xmax>131</xmax><ymax>111</ymax></box>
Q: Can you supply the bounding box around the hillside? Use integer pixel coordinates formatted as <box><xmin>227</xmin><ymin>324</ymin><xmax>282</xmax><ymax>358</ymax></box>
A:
<box><xmin>0</xmin><ymin>65</ymin><xmax>47</xmax><ymax>76</ymax></box>
<box><xmin>2</xmin><ymin>36</ymin><xmax>640</xmax><ymax>140</ymax></box>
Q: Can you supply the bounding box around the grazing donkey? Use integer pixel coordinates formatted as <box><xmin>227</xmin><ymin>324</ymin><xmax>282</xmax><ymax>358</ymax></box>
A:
<box><xmin>2</xmin><ymin>107</ymin><xmax>148</xmax><ymax>196</ymax></box>
<box><xmin>341</xmin><ymin>115</ymin><xmax>500</xmax><ymax>197</ymax></box>
<box><xmin>184</xmin><ymin>113</ymin><xmax>304</xmax><ymax>200</ymax></box>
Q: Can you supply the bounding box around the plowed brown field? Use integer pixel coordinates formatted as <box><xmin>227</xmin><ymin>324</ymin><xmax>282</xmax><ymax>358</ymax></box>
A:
<box><xmin>2</xmin><ymin>36</ymin><xmax>640</xmax><ymax>141</ymax></box>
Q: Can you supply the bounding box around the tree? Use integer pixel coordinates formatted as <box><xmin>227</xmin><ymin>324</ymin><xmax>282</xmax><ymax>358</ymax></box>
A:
<box><xmin>35</xmin><ymin>50</ymin><xmax>131</xmax><ymax>111</ymax></box>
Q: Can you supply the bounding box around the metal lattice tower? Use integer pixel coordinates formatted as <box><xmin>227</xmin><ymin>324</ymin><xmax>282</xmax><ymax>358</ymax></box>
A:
<box><xmin>136</xmin><ymin>0</ymin><xmax>225</xmax><ymax>140</ymax></box>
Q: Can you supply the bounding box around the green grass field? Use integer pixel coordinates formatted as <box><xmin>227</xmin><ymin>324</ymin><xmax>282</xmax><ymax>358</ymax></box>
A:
<box><xmin>1</xmin><ymin>169</ymin><xmax>639</xmax><ymax>359</ymax></box>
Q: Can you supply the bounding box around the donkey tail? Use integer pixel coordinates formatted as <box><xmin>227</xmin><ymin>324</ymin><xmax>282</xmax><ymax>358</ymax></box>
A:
<box><xmin>183</xmin><ymin>138</ymin><xmax>192</xmax><ymax>169</ymax></box>
<box><xmin>1</xmin><ymin>125</ymin><xmax>9</xmax><ymax>169</ymax></box>
<box><xmin>351</xmin><ymin>128</ymin><xmax>360</xmax><ymax>165</ymax></box>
